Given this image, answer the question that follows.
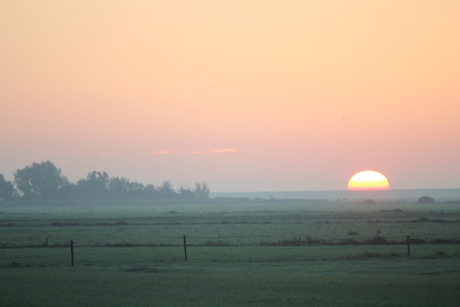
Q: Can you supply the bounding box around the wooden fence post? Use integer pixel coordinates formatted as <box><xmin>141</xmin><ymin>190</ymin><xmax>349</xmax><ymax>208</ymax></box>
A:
<box><xmin>183</xmin><ymin>235</ymin><xmax>187</xmax><ymax>262</ymax></box>
<box><xmin>70</xmin><ymin>240</ymin><xmax>74</xmax><ymax>266</ymax></box>
<box><xmin>407</xmin><ymin>236</ymin><xmax>411</xmax><ymax>257</ymax></box>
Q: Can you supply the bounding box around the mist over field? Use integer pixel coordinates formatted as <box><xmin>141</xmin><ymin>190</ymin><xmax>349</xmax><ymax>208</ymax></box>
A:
<box><xmin>212</xmin><ymin>189</ymin><xmax>460</xmax><ymax>202</ymax></box>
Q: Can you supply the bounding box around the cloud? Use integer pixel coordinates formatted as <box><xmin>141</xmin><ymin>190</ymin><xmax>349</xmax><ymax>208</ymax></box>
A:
<box><xmin>153</xmin><ymin>149</ymin><xmax>236</xmax><ymax>155</ymax></box>
<box><xmin>209</xmin><ymin>148</ymin><xmax>237</xmax><ymax>154</ymax></box>
<box><xmin>151</xmin><ymin>149</ymin><xmax>181</xmax><ymax>155</ymax></box>
<box><xmin>191</xmin><ymin>148</ymin><xmax>237</xmax><ymax>154</ymax></box>
<box><xmin>70</xmin><ymin>151</ymin><xmax>78</xmax><ymax>155</ymax></box>
<box><xmin>100</xmin><ymin>152</ymin><xmax>115</xmax><ymax>157</ymax></box>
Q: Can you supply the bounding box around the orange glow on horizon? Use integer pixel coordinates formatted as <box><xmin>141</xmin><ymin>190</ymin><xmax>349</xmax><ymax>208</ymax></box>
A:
<box><xmin>348</xmin><ymin>171</ymin><xmax>390</xmax><ymax>191</ymax></box>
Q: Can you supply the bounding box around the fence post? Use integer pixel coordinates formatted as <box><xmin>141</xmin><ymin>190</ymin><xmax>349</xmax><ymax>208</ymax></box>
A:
<box><xmin>183</xmin><ymin>235</ymin><xmax>187</xmax><ymax>262</ymax></box>
<box><xmin>70</xmin><ymin>240</ymin><xmax>74</xmax><ymax>266</ymax></box>
<box><xmin>407</xmin><ymin>236</ymin><xmax>411</xmax><ymax>257</ymax></box>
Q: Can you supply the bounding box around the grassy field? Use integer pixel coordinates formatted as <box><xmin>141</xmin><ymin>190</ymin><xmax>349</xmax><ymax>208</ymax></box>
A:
<box><xmin>1</xmin><ymin>200</ymin><xmax>459</xmax><ymax>306</ymax></box>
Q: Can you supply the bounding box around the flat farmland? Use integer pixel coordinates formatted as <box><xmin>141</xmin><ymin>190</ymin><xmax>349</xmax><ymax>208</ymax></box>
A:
<box><xmin>1</xmin><ymin>200</ymin><xmax>459</xmax><ymax>306</ymax></box>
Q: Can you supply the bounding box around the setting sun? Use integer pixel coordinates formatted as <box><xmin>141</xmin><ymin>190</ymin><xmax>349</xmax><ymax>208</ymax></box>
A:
<box><xmin>348</xmin><ymin>171</ymin><xmax>390</xmax><ymax>191</ymax></box>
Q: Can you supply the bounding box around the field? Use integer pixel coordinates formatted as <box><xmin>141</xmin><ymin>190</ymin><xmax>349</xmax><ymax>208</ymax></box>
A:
<box><xmin>1</xmin><ymin>199</ymin><xmax>460</xmax><ymax>306</ymax></box>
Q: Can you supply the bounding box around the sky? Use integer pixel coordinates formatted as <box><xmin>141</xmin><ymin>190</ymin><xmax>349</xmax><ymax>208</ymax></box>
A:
<box><xmin>1</xmin><ymin>0</ymin><xmax>459</xmax><ymax>192</ymax></box>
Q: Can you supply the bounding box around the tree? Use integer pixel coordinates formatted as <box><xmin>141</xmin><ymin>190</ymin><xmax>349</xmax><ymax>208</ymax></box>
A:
<box><xmin>0</xmin><ymin>174</ymin><xmax>17</xmax><ymax>201</ymax></box>
<box><xmin>158</xmin><ymin>180</ymin><xmax>177</xmax><ymax>198</ymax></box>
<box><xmin>14</xmin><ymin>161</ymin><xmax>68</xmax><ymax>199</ymax></box>
<box><xmin>109</xmin><ymin>177</ymin><xmax>131</xmax><ymax>197</ymax></box>
<box><xmin>77</xmin><ymin>171</ymin><xmax>110</xmax><ymax>198</ymax></box>
<box><xmin>7</xmin><ymin>159</ymin><xmax>211</xmax><ymax>201</ymax></box>
<box><xmin>128</xmin><ymin>181</ymin><xmax>144</xmax><ymax>197</ymax></box>
<box><xmin>142</xmin><ymin>184</ymin><xmax>158</xmax><ymax>198</ymax></box>
<box><xmin>178</xmin><ymin>186</ymin><xmax>196</xmax><ymax>199</ymax></box>
<box><xmin>194</xmin><ymin>181</ymin><xmax>210</xmax><ymax>199</ymax></box>
<box><xmin>109</xmin><ymin>177</ymin><xmax>144</xmax><ymax>198</ymax></box>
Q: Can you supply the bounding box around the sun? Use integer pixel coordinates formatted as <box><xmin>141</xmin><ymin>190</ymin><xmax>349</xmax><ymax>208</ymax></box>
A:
<box><xmin>348</xmin><ymin>170</ymin><xmax>389</xmax><ymax>191</ymax></box>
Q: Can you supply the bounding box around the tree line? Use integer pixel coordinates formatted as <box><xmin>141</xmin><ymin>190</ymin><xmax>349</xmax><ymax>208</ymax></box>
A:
<box><xmin>0</xmin><ymin>161</ymin><xmax>209</xmax><ymax>201</ymax></box>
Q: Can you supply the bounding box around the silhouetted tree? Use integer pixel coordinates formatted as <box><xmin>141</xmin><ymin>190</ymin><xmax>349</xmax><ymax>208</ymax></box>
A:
<box><xmin>0</xmin><ymin>173</ymin><xmax>18</xmax><ymax>201</ymax></box>
<box><xmin>194</xmin><ymin>181</ymin><xmax>210</xmax><ymax>199</ymax></box>
<box><xmin>109</xmin><ymin>177</ymin><xmax>145</xmax><ymax>198</ymax></box>
<box><xmin>142</xmin><ymin>184</ymin><xmax>158</xmax><ymax>198</ymax></box>
<box><xmin>14</xmin><ymin>161</ymin><xmax>68</xmax><ymax>199</ymax></box>
<box><xmin>158</xmin><ymin>180</ymin><xmax>178</xmax><ymax>198</ymax></box>
<box><xmin>5</xmin><ymin>159</ymin><xmax>211</xmax><ymax>201</ymax></box>
<box><xmin>178</xmin><ymin>186</ymin><xmax>196</xmax><ymax>199</ymax></box>
<box><xmin>128</xmin><ymin>181</ymin><xmax>144</xmax><ymax>197</ymax></box>
<box><xmin>77</xmin><ymin>171</ymin><xmax>110</xmax><ymax>198</ymax></box>
<box><xmin>109</xmin><ymin>177</ymin><xmax>131</xmax><ymax>197</ymax></box>
<box><xmin>56</xmin><ymin>182</ymin><xmax>80</xmax><ymax>199</ymax></box>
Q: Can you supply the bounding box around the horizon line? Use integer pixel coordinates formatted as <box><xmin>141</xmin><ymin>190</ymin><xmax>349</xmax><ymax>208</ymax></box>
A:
<box><xmin>210</xmin><ymin>188</ymin><xmax>460</xmax><ymax>194</ymax></box>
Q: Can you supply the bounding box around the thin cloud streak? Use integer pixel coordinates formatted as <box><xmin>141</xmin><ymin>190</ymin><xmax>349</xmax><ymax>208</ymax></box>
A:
<box><xmin>209</xmin><ymin>148</ymin><xmax>237</xmax><ymax>154</ymax></box>
<box><xmin>191</xmin><ymin>148</ymin><xmax>237</xmax><ymax>155</ymax></box>
<box><xmin>151</xmin><ymin>150</ymin><xmax>181</xmax><ymax>155</ymax></box>
<box><xmin>100</xmin><ymin>152</ymin><xmax>115</xmax><ymax>157</ymax></box>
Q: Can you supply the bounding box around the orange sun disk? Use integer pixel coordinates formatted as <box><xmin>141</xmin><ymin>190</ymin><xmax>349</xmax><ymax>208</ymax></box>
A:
<box><xmin>348</xmin><ymin>170</ymin><xmax>390</xmax><ymax>191</ymax></box>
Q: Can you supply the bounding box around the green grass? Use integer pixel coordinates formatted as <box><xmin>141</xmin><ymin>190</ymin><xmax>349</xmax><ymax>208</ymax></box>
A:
<box><xmin>1</xmin><ymin>266</ymin><xmax>459</xmax><ymax>306</ymax></box>
<box><xmin>1</xmin><ymin>245</ymin><xmax>459</xmax><ymax>306</ymax></box>
<box><xmin>1</xmin><ymin>201</ymin><xmax>459</xmax><ymax>248</ymax></box>
<box><xmin>1</xmin><ymin>200</ymin><xmax>460</xmax><ymax>306</ymax></box>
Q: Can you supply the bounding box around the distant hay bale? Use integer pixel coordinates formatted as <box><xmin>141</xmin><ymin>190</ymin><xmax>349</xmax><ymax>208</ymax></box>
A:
<box><xmin>417</xmin><ymin>196</ymin><xmax>435</xmax><ymax>204</ymax></box>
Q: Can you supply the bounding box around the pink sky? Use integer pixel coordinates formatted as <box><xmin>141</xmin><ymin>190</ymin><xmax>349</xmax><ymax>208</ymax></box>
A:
<box><xmin>1</xmin><ymin>1</ymin><xmax>459</xmax><ymax>192</ymax></box>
